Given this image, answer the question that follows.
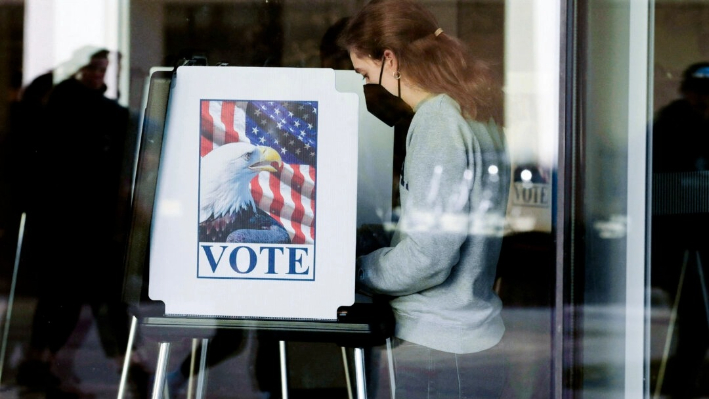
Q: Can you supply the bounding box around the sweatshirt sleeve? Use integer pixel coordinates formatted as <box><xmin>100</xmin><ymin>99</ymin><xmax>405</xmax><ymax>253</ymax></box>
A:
<box><xmin>357</xmin><ymin>103</ymin><xmax>475</xmax><ymax>296</ymax></box>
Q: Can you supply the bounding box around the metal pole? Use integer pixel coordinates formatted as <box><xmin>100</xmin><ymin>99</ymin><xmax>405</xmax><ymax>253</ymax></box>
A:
<box><xmin>152</xmin><ymin>342</ymin><xmax>171</xmax><ymax>399</ymax></box>
<box><xmin>341</xmin><ymin>347</ymin><xmax>354</xmax><ymax>399</ymax></box>
<box><xmin>654</xmin><ymin>250</ymin><xmax>689</xmax><ymax>399</ymax></box>
<box><xmin>386</xmin><ymin>337</ymin><xmax>395</xmax><ymax>399</ymax></box>
<box><xmin>195</xmin><ymin>338</ymin><xmax>209</xmax><ymax>399</ymax></box>
<box><xmin>695</xmin><ymin>251</ymin><xmax>709</xmax><ymax>322</ymax></box>
<box><xmin>354</xmin><ymin>347</ymin><xmax>367</xmax><ymax>399</ymax></box>
<box><xmin>116</xmin><ymin>316</ymin><xmax>139</xmax><ymax>399</ymax></box>
<box><xmin>0</xmin><ymin>213</ymin><xmax>26</xmax><ymax>386</ymax></box>
<box><xmin>187</xmin><ymin>338</ymin><xmax>198</xmax><ymax>399</ymax></box>
<box><xmin>279</xmin><ymin>340</ymin><xmax>289</xmax><ymax>399</ymax></box>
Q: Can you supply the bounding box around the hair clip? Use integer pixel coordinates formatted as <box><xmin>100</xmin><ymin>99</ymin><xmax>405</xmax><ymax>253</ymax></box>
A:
<box><xmin>692</xmin><ymin>66</ymin><xmax>709</xmax><ymax>79</ymax></box>
<box><xmin>434</xmin><ymin>28</ymin><xmax>443</xmax><ymax>37</ymax></box>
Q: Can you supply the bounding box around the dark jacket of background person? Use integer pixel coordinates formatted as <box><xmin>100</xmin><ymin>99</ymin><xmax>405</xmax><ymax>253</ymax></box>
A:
<box><xmin>31</xmin><ymin>73</ymin><xmax>129</xmax><ymax>298</ymax></box>
<box><xmin>651</xmin><ymin>61</ymin><xmax>709</xmax><ymax>399</ymax></box>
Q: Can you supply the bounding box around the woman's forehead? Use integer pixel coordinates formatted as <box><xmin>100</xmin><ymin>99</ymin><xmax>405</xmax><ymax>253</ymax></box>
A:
<box><xmin>350</xmin><ymin>52</ymin><xmax>378</xmax><ymax>68</ymax></box>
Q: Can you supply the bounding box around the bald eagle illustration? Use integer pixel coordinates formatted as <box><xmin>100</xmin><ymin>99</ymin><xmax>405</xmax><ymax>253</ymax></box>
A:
<box><xmin>199</xmin><ymin>142</ymin><xmax>290</xmax><ymax>244</ymax></box>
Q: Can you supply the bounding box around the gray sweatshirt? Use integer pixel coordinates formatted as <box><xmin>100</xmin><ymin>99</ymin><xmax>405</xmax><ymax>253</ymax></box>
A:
<box><xmin>357</xmin><ymin>94</ymin><xmax>509</xmax><ymax>354</ymax></box>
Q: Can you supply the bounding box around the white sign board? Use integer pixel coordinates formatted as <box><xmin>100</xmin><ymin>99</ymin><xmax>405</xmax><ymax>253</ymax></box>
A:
<box><xmin>148</xmin><ymin>67</ymin><xmax>391</xmax><ymax>320</ymax></box>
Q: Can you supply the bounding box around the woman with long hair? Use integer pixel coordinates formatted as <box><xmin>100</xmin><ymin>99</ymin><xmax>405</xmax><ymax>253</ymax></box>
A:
<box><xmin>340</xmin><ymin>0</ymin><xmax>510</xmax><ymax>397</ymax></box>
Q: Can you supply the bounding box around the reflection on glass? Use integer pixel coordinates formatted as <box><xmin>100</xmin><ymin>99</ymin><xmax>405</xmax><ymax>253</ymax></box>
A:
<box><xmin>650</xmin><ymin>3</ymin><xmax>709</xmax><ymax>395</ymax></box>
<box><xmin>0</xmin><ymin>1</ymin><xmax>556</xmax><ymax>398</ymax></box>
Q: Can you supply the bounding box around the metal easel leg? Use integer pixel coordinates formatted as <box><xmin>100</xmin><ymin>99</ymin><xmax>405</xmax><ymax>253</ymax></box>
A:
<box><xmin>186</xmin><ymin>339</ymin><xmax>198</xmax><ymax>399</ymax></box>
<box><xmin>341</xmin><ymin>347</ymin><xmax>354</xmax><ymax>399</ymax></box>
<box><xmin>117</xmin><ymin>316</ymin><xmax>139</xmax><ymax>399</ymax></box>
<box><xmin>152</xmin><ymin>342</ymin><xmax>172</xmax><ymax>399</ymax></box>
<box><xmin>653</xmin><ymin>249</ymin><xmax>690</xmax><ymax>399</ymax></box>
<box><xmin>353</xmin><ymin>347</ymin><xmax>367</xmax><ymax>399</ymax></box>
<box><xmin>0</xmin><ymin>213</ymin><xmax>26</xmax><ymax>387</ymax></box>
<box><xmin>279</xmin><ymin>341</ymin><xmax>289</xmax><ymax>399</ymax></box>
<box><xmin>195</xmin><ymin>338</ymin><xmax>209</xmax><ymax>399</ymax></box>
<box><xmin>386</xmin><ymin>337</ymin><xmax>395</xmax><ymax>399</ymax></box>
<box><xmin>695</xmin><ymin>251</ymin><xmax>709</xmax><ymax>322</ymax></box>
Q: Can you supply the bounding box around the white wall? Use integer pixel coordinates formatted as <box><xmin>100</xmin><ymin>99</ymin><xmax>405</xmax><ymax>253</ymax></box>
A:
<box><xmin>23</xmin><ymin>0</ymin><xmax>128</xmax><ymax>103</ymax></box>
<box><xmin>504</xmin><ymin>0</ymin><xmax>560</xmax><ymax>233</ymax></box>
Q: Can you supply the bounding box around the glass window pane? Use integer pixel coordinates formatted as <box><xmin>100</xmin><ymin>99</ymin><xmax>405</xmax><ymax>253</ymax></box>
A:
<box><xmin>565</xmin><ymin>0</ymin><xmax>651</xmax><ymax>397</ymax></box>
<box><xmin>650</xmin><ymin>1</ymin><xmax>709</xmax><ymax>398</ymax></box>
<box><xmin>0</xmin><ymin>1</ymin><xmax>559</xmax><ymax>398</ymax></box>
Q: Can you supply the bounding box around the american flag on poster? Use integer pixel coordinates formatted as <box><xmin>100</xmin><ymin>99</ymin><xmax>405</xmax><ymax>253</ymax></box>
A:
<box><xmin>199</xmin><ymin>99</ymin><xmax>317</xmax><ymax>245</ymax></box>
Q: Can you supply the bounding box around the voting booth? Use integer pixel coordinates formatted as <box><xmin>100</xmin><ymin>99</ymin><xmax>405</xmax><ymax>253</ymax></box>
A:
<box><xmin>120</xmin><ymin>60</ymin><xmax>395</xmax><ymax>399</ymax></box>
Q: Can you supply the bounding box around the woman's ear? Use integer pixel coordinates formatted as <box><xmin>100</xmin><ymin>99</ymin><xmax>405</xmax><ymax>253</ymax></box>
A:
<box><xmin>382</xmin><ymin>49</ymin><xmax>399</xmax><ymax>72</ymax></box>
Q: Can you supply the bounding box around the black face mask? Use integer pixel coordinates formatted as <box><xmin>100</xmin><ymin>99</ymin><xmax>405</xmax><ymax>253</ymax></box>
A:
<box><xmin>363</xmin><ymin>59</ymin><xmax>414</xmax><ymax>127</ymax></box>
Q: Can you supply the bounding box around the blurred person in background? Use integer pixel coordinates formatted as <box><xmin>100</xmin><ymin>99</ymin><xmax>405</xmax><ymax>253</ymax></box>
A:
<box><xmin>16</xmin><ymin>48</ymin><xmax>138</xmax><ymax>397</ymax></box>
<box><xmin>652</xmin><ymin>62</ymin><xmax>709</xmax><ymax>399</ymax></box>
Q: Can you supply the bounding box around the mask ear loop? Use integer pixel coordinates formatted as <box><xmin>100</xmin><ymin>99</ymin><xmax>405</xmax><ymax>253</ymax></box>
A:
<box><xmin>381</xmin><ymin>56</ymin><xmax>403</xmax><ymax>98</ymax></box>
<box><xmin>397</xmin><ymin>73</ymin><xmax>401</xmax><ymax>98</ymax></box>
<box><xmin>378</xmin><ymin>56</ymin><xmax>386</xmax><ymax>85</ymax></box>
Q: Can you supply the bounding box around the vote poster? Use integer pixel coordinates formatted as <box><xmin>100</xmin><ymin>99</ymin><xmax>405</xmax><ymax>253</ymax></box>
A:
<box><xmin>197</xmin><ymin>99</ymin><xmax>318</xmax><ymax>281</ymax></box>
<box><xmin>147</xmin><ymin>67</ymin><xmax>388</xmax><ymax>320</ymax></box>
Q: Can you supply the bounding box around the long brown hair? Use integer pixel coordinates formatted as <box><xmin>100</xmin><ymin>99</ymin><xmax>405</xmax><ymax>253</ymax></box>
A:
<box><xmin>339</xmin><ymin>0</ymin><xmax>501</xmax><ymax>123</ymax></box>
